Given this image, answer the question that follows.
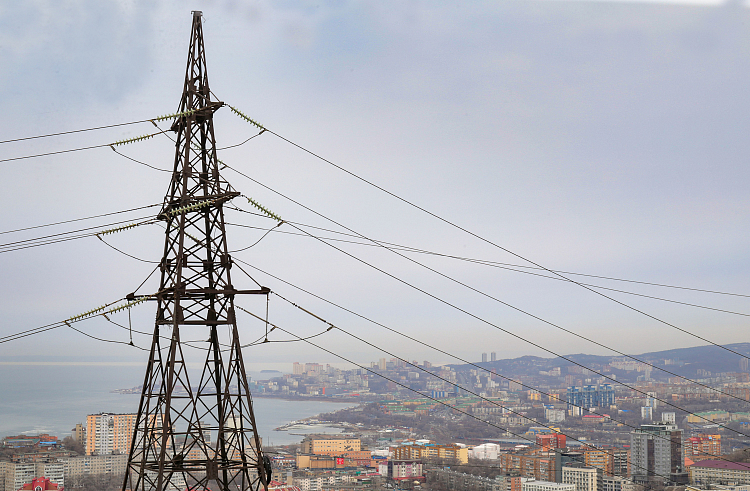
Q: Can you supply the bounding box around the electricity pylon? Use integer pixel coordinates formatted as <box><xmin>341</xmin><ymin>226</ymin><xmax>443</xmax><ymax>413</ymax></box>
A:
<box><xmin>123</xmin><ymin>11</ymin><xmax>270</xmax><ymax>491</ymax></box>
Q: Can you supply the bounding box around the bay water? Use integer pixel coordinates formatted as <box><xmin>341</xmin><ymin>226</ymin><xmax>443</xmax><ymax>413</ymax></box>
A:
<box><xmin>0</xmin><ymin>364</ymin><xmax>354</xmax><ymax>446</ymax></box>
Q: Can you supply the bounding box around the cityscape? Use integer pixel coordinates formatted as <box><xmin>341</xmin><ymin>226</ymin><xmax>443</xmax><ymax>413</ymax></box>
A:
<box><xmin>3</xmin><ymin>3</ymin><xmax>750</xmax><ymax>491</ymax></box>
<box><xmin>4</xmin><ymin>344</ymin><xmax>750</xmax><ymax>491</ymax></box>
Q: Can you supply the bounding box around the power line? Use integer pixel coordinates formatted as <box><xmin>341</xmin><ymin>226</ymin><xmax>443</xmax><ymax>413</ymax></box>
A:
<box><xmin>0</xmin><ymin>118</ymin><xmax>158</xmax><ymax>145</ymax></box>
<box><xmin>226</xmin><ymin>115</ymin><xmax>750</xmax><ymax>365</ymax></box>
<box><xmin>236</xmin><ymin>309</ymin><xmax>718</xmax><ymax>482</ymax></box>
<box><xmin>230</xmin><ymin>252</ymin><xmax>750</xmax><ymax>443</ymax></box>
<box><xmin>0</xmin><ymin>143</ymin><xmax>111</xmax><ymax>163</ymax></box>
<box><xmin>0</xmin><ymin>216</ymin><xmax>155</xmax><ymax>249</ymax></box>
<box><xmin>0</xmin><ymin>217</ymin><xmax>156</xmax><ymax>254</ymax></box>
<box><xmin>231</xmin><ymin>258</ymin><xmax>750</xmax><ymax>466</ymax></box>
<box><xmin>224</xmin><ymin>219</ymin><xmax>750</xmax><ymax>318</ymax></box>
<box><xmin>221</xmin><ymin>167</ymin><xmax>750</xmax><ymax>404</ymax></box>
<box><xmin>0</xmin><ymin>203</ymin><xmax>160</xmax><ymax>236</ymax></box>
<box><xmin>227</xmin><ymin>208</ymin><xmax>750</xmax><ymax>299</ymax></box>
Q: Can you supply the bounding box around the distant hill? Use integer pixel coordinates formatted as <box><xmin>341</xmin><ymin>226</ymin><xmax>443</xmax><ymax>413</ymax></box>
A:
<box><xmin>449</xmin><ymin>343</ymin><xmax>750</xmax><ymax>380</ymax></box>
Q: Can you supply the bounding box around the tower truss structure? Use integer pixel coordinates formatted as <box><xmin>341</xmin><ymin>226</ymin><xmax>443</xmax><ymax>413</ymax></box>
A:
<box><xmin>123</xmin><ymin>11</ymin><xmax>270</xmax><ymax>491</ymax></box>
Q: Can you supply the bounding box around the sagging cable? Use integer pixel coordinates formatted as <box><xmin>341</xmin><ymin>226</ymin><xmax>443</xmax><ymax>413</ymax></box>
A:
<box><xmin>228</xmin><ymin>105</ymin><xmax>266</xmax><ymax>132</ymax></box>
<box><xmin>273</xmin><ymin>292</ymin><xmax>334</xmax><ymax>331</ymax></box>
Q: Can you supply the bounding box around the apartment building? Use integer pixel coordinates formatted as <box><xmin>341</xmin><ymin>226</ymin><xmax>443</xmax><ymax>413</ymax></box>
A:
<box><xmin>85</xmin><ymin>413</ymin><xmax>137</xmax><ymax>456</ymax></box>
<box><xmin>392</xmin><ymin>442</ymin><xmax>468</xmax><ymax>464</ymax></box>
<box><xmin>686</xmin><ymin>435</ymin><xmax>721</xmax><ymax>459</ymax></box>
<box><xmin>601</xmin><ymin>476</ymin><xmax>637</xmax><ymax>491</ymax></box>
<box><xmin>0</xmin><ymin>460</ymin><xmax>64</xmax><ymax>491</ymax></box>
<box><xmin>427</xmin><ymin>469</ymin><xmax>521</xmax><ymax>491</ymax></box>
<box><xmin>61</xmin><ymin>453</ymin><xmax>128</xmax><ymax>478</ymax></box>
<box><xmin>501</xmin><ymin>452</ymin><xmax>556</xmax><ymax>481</ymax></box>
<box><xmin>688</xmin><ymin>460</ymin><xmax>750</xmax><ymax>485</ymax></box>
<box><xmin>630</xmin><ymin>422</ymin><xmax>684</xmax><ymax>484</ymax></box>
<box><xmin>562</xmin><ymin>465</ymin><xmax>599</xmax><ymax>491</ymax></box>
<box><xmin>523</xmin><ymin>480</ymin><xmax>576</xmax><ymax>491</ymax></box>
<box><xmin>301</xmin><ymin>438</ymin><xmax>361</xmax><ymax>456</ymax></box>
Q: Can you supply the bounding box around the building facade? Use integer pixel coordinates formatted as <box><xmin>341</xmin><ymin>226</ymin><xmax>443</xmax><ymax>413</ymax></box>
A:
<box><xmin>567</xmin><ymin>385</ymin><xmax>615</xmax><ymax>409</ymax></box>
<box><xmin>523</xmin><ymin>480</ymin><xmax>576</xmax><ymax>491</ymax></box>
<box><xmin>688</xmin><ymin>460</ymin><xmax>750</xmax><ymax>485</ymax></box>
<box><xmin>630</xmin><ymin>422</ymin><xmax>684</xmax><ymax>484</ymax></box>
<box><xmin>85</xmin><ymin>413</ymin><xmax>137</xmax><ymax>456</ymax></box>
<box><xmin>301</xmin><ymin>438</ymin><xmax>361</xmax><ymax>456</ymax></box>
<box><xmin>562</xmin><ymin>466</ymin><xmax>599</xmax><ymax>491</ymax></box>
<box><xmin>392</xmin><ymin>442</ymin><xmax>468</xmax><ymax>464</ymax></box>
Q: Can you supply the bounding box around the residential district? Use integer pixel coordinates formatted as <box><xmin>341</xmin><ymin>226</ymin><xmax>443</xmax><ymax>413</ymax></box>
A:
<box><xmin>5</xmin><ymin>346</ymin><xmax>750</xmax><ymax>491</ymax></box>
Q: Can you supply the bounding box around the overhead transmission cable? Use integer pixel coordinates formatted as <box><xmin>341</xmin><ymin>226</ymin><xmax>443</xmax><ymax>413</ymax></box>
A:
<box><xmin>224</xmin><ymin>215</ymin><xmax>750</xmax><ymax>300</ymax></box>
<box><xmin>224</xmin><ymin>104</ymin><xmax>750</xmax><ymax>365</ymax></box>
<box><xmin>0</xmin><ymin>109</ymin><xmax>197</xmax><ymax>163</ymax></box>
<box><xmin>221</xmin><ymin>167</ymin><xmax>750</xmax><ymax>407</ymax></box>
<box><xmin>224</xmin><ymin>219</ymin><xmax>750</xmax><ymax>318</ymax></box>
<box><xmin>230</xmin><ymin>244</ymin><xmax>750</xmax><ymax>442</ymax></box>
<box><xmin>256</xmin><ymin>290</ymin><xmax>748</xmax><ymax>467</ymax></box>
<box><xmin>0</xmin><ymin>114</ymin><xmax>191</xmax><ymax>145</ymax></box>
<box><xmin>281</xmin><ymin>219</ymin><xmax>750</xmax><ymax>433</ymax></box>
<box><xmin>234</xmin><ymin>306</ymin><xmax>731</xmax><ymax>479</ymax></box>
<box><xmin>0</xmin><ymin>203</ymin><xmax>160</xmax><ymax>237</ymax></box>
<box><xmin>231</xmin><ymin>257</ymin><xmax>750</xmax><ymax>465</ymax></box>
<box><xmin>0</xmin><ymin>216</ymin><xmax>157</xmax><ymax>255</ymax></box>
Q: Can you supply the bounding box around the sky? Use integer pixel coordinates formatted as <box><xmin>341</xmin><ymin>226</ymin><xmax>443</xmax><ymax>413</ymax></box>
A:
<box><xmin>1</xmin><ymin>0</ymin><xmax>750</xmax><ymax>373</ymax></box>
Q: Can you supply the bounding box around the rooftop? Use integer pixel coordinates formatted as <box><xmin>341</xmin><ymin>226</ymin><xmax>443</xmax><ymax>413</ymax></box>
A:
<box><xmin>690</xmin><ymin>460</ymin><xmax>750</xmax><ymax>471</ymax></box>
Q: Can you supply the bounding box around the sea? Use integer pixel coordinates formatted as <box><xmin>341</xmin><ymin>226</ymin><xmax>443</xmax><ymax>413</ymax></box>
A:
<box><xmin>0</xmin><ymin>364</ymin><xmax>355</xmax><ymax>446</ymax></box>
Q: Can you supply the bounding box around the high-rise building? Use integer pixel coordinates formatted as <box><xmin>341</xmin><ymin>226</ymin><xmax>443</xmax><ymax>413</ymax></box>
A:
<box><xmin>86</xmin><ymin>413</ymin><xmax>143</xmax><ymax>456</ymax></box>
<box><xmin>482</xmin><ymin>353</ymin><xmax>488</xmax><ymax>363</ymax></box>
<box><xmin>491</xmin><ymin>352</ymin><xmax>497</xmax><ymax>362</ymax></box>
<box><xmin>630</xmin><ymin>422</ymin><xmax>684</xmax><ymax>484</ymax></box>
<box><xmin>293</xmin><ymin>362</ymin><xmax>304</xmax><ymax>375</ymax></box>
<box><xmin>378</xmin><ymin>358</ymin><xmax>387</xmax><ymax>370</ymax></box>
<box><xmin>567</xmin><ymin>385</ymin><xmax>614</xmax><ymax>409</ymax></box>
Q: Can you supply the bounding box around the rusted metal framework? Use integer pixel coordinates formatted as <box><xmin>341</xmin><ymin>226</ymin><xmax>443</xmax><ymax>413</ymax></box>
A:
<box><xmin>123</xmin><ymin>11</ymin><xmax>269</xmax><ymax>491</ymax></box>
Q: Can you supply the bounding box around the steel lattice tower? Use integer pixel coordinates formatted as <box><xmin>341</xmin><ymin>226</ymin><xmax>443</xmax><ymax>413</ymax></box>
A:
<box><xmin>123</xmin><ymin>11</ymin><xmax>270</xmax><ymax>491</ymax></box>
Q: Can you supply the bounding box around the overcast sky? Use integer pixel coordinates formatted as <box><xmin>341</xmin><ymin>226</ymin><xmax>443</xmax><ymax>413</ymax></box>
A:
<box><xmin>1</xmin><ymin>0</ymin><xmax>750</xmax><ymax>372</ymax></box>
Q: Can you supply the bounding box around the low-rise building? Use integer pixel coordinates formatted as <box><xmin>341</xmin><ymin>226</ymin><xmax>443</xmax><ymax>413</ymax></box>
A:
<box><xmin>392</xmin><ymin>442</ymin><xmax>468</xmax><ymax>464</ymax></box>
<box><xmin>688</xmin><ymin>460</ymin><xmax>750</xmax><ymax>485</ymax></box>
<box><xmin>601</xmin><ymin>476</ymin><xmax>637</xmax><ymax>491</ymax></box>
<box><xmin>1</xmin><ymin>460</ymin><xmax>65</xmax><ymax>491</ymax></box>
<box><xmin>562</xmin><ymin>465</ymin><xmax>599</xmax><ymax>491</ymax></box>
<box><xmin>427</xmin><ymin>468</ymin><xmax>521</xmax><ymax>491</ymax></box>
<box><xmin>386</xmin><ymin>460</ymin><xmax>423</xmax><ymax>481</ymax></box>
<box><xmin>17</xmin><ymin>477</ymin><xmax>61</xmax><ymax>490</ymax></box>
<box><xmin>301</xmin><ymin>438</ymin><xmax>361</xmax><ymax>456</ymax></box>
<box><xmin>523</xmin><ymin>480</ymin><xmax>576</xmax><ymax>491</ymax></box>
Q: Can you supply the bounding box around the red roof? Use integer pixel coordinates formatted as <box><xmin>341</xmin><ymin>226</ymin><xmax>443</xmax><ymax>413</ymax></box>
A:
<box><xmin>19</xmin><ymin>477</ymin><xmax>61</xmax><ymax>490</ymax></box>
<box><xmin>690</xmin><ymin>460</ymin><xmax>750</xmax><ymax>471</ymax></box>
